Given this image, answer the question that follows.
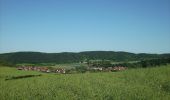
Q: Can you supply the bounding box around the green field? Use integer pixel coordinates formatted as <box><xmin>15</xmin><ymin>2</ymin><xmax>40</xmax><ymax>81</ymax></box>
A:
<box><xmin>0</xmin><ymin>65</ymin><xmax>170</xmax><ymax>100</ymax></box>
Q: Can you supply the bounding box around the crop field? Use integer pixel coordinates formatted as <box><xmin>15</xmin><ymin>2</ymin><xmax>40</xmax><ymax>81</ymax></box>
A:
<box><xmin>0</xmin><ymin>65</ymin><xmax>170</xmax><ymax>100</ymax></box>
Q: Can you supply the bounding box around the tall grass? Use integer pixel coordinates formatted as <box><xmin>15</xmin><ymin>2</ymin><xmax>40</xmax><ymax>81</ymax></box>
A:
<box><xmin>0</xmin><ymin>65</ymin><xmax>170</xmax><ymax>100</ymax></box>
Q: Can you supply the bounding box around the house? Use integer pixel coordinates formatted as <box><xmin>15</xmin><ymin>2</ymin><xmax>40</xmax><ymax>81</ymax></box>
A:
<box><xmin>112</xmin><ymin>66</ymin><xmax>127</xmax><ymax>71</ymax></box>
<box><xmin>91</xmin><ymin>67</ymin><xmax>103</xmax><ymax>71</ymax></box>
<box><xmin>17</xmin><ymin>66</ymin><xmax>66</xmax><ymax>74</ymax></box>
<box><xmin>88</xmin><ymin>66</ymin><xmax>127</xmax><ymax>72</ymax></box>
<box><xmin>55</xmin><ymin>68</ymin><xmax>66</xmax><ymax>74</ymax></box>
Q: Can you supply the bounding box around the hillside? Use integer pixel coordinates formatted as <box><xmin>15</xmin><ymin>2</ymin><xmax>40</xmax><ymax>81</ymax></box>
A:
<box><xmin>0</xmin><ymin>51</ymin><xmax>170</xmax><ymax>64</ymax></box>
<box><xmin>0</xmin><ymin>65</ymin><xmax>170</xmax><ymax>100</ymax></box>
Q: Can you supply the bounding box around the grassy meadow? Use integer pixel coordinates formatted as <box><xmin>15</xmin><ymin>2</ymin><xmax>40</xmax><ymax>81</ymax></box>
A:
<box><xmin>0</xmin><ymin>65</ymin><xmax>170</xmax><ymax>100</ymax></box>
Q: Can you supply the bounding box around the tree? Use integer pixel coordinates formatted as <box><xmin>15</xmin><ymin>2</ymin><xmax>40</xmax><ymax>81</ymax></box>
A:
<box><xmin>75</xmin><ymin>66</ymin><xmax>87</xmax><ymax>73</ymax></box>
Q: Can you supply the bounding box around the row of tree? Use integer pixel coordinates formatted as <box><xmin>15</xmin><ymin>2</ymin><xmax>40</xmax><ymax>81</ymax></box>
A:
<box><xmin>86</xmin><ymin>58</ymin><xmax>170</xmax><ymax>68</ymax></box>
<box><xmin>113</xmin><ymin>58</ymin><xmax>170</xmax><ymax>68</ymax></box>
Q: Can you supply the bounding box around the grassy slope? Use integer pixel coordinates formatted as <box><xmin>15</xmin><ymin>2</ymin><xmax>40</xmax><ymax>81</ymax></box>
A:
<box><xmin>0</xmin><ymin>65</ymin><xmax>170</xmax><ymax>100</ymax></box>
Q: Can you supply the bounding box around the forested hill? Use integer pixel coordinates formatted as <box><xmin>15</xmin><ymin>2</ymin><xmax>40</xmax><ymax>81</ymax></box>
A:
<box><xmin>0</xmin><ymin>51</ymin><xmax>170</xmax><ymax>64</ymax></box>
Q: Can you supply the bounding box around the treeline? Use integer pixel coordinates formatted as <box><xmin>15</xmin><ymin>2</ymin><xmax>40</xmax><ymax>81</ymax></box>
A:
<box><xmin>0</xmin><ymin>51</ymin><xmax>170</xmax><ymax>65</ymax></box>
<box><xmin>87</xmin><ymin>58</ymin><xmax>170</xmax><ymax>68</ymax></box>
<box><xmin>0</xmin><ymin>52</ymin><xmax>83</xmax><ymax>64</ymax></box>
<box><xmin>113</xmin><ymin>58</ymin><xmax>170</xmax><ymax>68</ymax></box>
<box><xmin>88</xmin><ymin>60</ymin><xmax>112</xmax><ymax>67</ymax></box>
<box><xmin>0</xmin><ymin>60</ymin><xmax>15</xmax><ymax>67</ymax></box>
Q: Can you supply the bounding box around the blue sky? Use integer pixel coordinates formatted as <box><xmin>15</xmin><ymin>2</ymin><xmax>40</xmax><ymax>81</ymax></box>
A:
<box><xmin>0</xmin><ymin>0</ymin><xmax>170</xmax><ymax>53</ymax></box>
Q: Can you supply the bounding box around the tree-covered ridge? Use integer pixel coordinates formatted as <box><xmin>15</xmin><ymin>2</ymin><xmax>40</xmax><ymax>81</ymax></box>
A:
<box><xmin>0</xmin><ymin>51</ymin><xmax>170</xmax><ymax>64</ymax></box>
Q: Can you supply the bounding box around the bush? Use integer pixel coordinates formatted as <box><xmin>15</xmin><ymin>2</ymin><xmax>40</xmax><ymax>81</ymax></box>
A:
<box><xmin>0</xmin><ymin>60</ymin><xmax>16</xmax><ymax>67</ymax></box>
<box><xmin>75</xmin><ymin>66</ymin><xmax>87</xmax><ymax>73</ymax></box>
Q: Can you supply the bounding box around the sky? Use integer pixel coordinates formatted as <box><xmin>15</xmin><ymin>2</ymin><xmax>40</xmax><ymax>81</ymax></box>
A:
<box><xmin>0</xmin><ymin>0</ymin><xmax>170</xmax><ymax>54</ymax></box>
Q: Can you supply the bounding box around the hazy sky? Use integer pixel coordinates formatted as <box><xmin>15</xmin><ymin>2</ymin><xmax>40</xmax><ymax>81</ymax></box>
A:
<box><xmin>0</xmin><ymin>0</ymin><xmax>170</xmax><ymax>53</ymax></box>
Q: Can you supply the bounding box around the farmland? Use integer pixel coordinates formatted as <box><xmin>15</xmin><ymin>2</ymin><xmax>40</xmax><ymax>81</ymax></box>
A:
<box><xmin>0</xmin><ymin>65</ymin><xmax>170</xmax><ymax>100</ymax></box>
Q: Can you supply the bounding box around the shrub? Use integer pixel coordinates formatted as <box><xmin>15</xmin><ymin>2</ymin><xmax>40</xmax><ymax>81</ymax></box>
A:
<box><xmin>75</xmin><ymin>66</ymin><xmax>87</xmax><ymax>73</ymax></box>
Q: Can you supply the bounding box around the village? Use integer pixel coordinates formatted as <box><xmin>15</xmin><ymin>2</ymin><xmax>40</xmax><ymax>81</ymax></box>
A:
<box><xmin>17</xmin><ymin>66</ymin><xmax>66</xmax><ymax>74</ymax></box>
<box><xmin>17</xmin><ymin>65</ymin><xmax>127</xmax><ymax>74</ymax></box>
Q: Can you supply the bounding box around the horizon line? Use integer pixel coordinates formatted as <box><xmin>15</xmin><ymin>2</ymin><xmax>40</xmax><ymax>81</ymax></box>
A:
<box><xmin>0</xmin><ymin>50</ymin><xmax>170</xmax><ymax>55</ymax></box>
